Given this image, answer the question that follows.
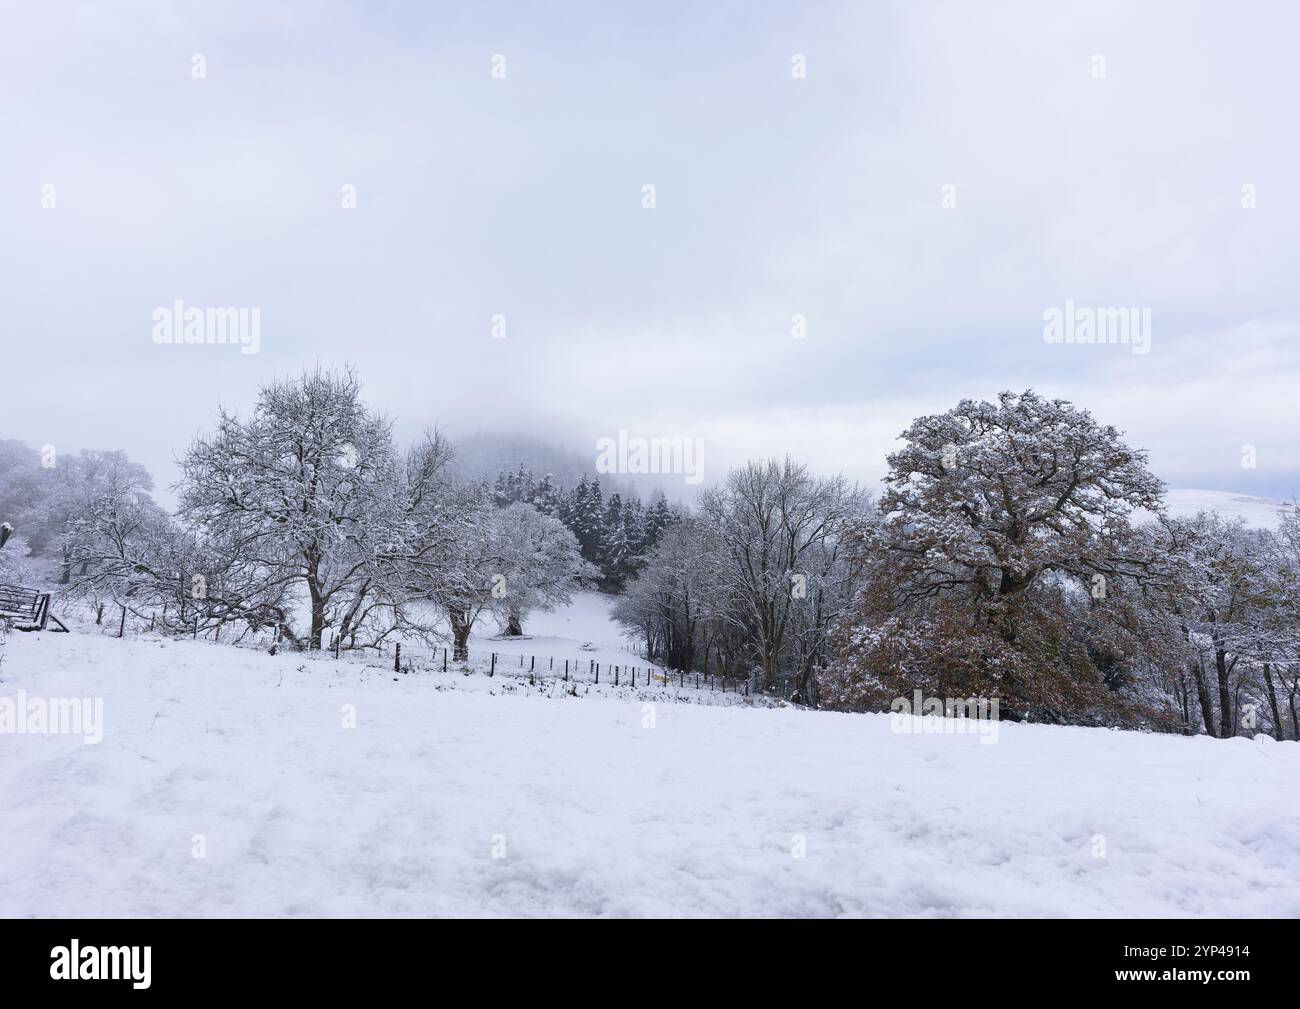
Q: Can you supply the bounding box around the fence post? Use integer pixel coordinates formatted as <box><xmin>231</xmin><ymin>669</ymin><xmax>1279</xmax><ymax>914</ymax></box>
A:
<box><xmin>564</xmin><ymin>660</ymin><xmax>569</xmax><ymax>680</ymax></box>
<box><xmin>530</xmin><ymin>656</ymin><xmax>535</xmax><ymax>672</ymax></box>
<box><xmin>595</xmin><ymin>665</ymin><xmax>599</xmax><ymax>684</ymax></box>
<box><xmin>394</xmin><ymin>642</ymin><xmax>401</xmax><ymax>673</ymax></box>
<box><xmin>443</xmin><ymin>648</ymin><xmax>447</xmax><ymax>672</ymax></box>
<box><xmin>632</xmin><ymin>667</ymin><xmax>636</xmax><ymax>687</ymax></box>
<box><xmin>490</xmin><ymin>652</ymin><xmax>496</xmax><ymax>677</ymax></box>
<box><xmin>615</xmin><ymin>666</ymin><xmax>619</xmax><ymax>686</ymax></box>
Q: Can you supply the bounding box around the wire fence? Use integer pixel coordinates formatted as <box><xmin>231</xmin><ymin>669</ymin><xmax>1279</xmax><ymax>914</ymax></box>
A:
<box><xmin>336</xmin><ymin>639</ymin><xmax>796</xmax><ymax>700</ymax></box>
<box><xmin>56</xmin><ymin>599</ymin><xmax>801</xmax><ymax>702</ymax></box>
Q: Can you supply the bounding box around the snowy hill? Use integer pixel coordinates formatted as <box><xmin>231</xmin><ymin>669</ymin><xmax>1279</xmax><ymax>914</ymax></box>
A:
<box><xmin>3</xmin><ymin>619</ymin><xmax>1298</xmax><ymax>917</ymax></box>
<box><xmin>1163</xmin><ymin>489</ymin><xmax>1293</xmax><ymax>529</ymax></box>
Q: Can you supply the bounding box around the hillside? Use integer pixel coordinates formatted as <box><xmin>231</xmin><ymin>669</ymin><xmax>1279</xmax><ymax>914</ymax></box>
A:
<box><xmin>1163</xmin><ymin>489</ymin><xmax>1293</xmax><ymax>529</ymax></box>
<box><xmin>2</xmin><ymin>598</ymin><xmax>1298</xmax><ymax>918</ymax></box>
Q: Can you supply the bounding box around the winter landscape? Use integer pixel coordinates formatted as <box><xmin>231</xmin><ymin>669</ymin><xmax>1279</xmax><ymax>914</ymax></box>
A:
<box><xmin>3</xmin><ymin>1</ymin><xmax>1300</xmax><ymax>929</ymax></box>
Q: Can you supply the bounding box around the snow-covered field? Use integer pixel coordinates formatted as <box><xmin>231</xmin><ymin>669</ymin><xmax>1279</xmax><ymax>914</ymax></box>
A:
<box><xmin>467</xmin><ymin>589</ymin><xmax>645</xmax><ymax>672</ymax></box>
<box><xmin>1163</xmin><ymin>488</ymin><xmax>1293</xmax><ymax>529</ymax></box>
<box><xmin>3</xmin><ymin>597</ymin><xmax>1299</xmax><ymax>918</ymax></box>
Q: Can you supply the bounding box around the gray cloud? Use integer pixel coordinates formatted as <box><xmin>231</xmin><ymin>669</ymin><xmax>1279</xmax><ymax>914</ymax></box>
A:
<box><xmin>2</xmin><ymin>0</ymin><xmax>1297</xmax><ymax>504</ymax></box>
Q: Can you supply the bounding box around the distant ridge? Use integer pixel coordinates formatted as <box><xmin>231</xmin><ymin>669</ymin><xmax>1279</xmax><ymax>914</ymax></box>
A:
<box><xmin>1163</xmin><ymin>489</ymin><xmax>1293</xmax><ymax>529</ymax></box>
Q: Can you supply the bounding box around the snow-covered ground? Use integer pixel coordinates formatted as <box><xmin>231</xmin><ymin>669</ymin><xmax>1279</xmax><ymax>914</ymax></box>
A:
<box><xmin>2</xmin><ymin>604</ymin><xmax>1299</xmax><ymax>917</ymax></box>
<box><xmin>1163</xmin><ymin>488</ymin><xmax>1294</xmax><ymax>529</ymax></box>
<box><xmin>468</xmin><ymin>590</ymin><xmax>643</xmax><ymax>672</ymax></box>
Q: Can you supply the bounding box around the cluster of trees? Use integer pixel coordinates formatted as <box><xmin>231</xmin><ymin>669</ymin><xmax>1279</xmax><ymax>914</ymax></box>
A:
<box><xmin>817</xmin><ymin>392</ymin><xmax>1300</xmax><ymax>739</ymax></box>
<box><xmin>1152</xmin><ymin>509</ymin><xmax>1300</xmax><ymax>740</ymax></box>
<box><xmin>8</xmin><ymin>380</ymin><xmax>1300</xmax><ymax>740</ymax></box>
<box><xmin>490</xmin><ymin>466</ymin><xmax>680</xmax><ymax>589</ymax></box>
<box><xmin>0</xmin><ymin>441</ymin><xmax>164</xmax><ymax>595</ymax></box>
<box><xmin>613</xmin><ymin>459</ymin><xmax>866</xmax><ymax>703</ymax></box>
<box><xmin>3</xmin><ymin>370</ymin><xmax>592</xmax><ymax>656</ymax></box>
<box><xmin>614</xmin><ymin>391</ymin><xmax>1300</xmax><ymax>738</ymax></box>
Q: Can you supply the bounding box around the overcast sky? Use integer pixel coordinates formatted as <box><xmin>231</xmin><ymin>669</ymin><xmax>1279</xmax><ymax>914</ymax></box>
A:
<box><xmin>2</xmin><ymin>0</ymin><xmax>1298</xmax><ymax>505</ymax></box>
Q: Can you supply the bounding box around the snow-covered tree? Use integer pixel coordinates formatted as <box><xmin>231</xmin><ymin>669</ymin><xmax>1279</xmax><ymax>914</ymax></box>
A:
<box><xmin>643</xmin><ymin>492</ymin><xmax>677</xmax><ymax>549</ymax></box>
<box><xmin>599</xmin><ymin>493</ymin><xmax>634</xmax><ymax>590</ymax></box>
<box><xmin>179</xmin><ymin>368</ymin><xmax>404</xmax><ymax>650</ymax></box>
<box><xmin>823</xmin><ymin>390</ymin><xmax>1170</xmax><ymax>724</ymax></box>
<box><xmin>62</xmin><ymin>452</ymin><xmax>170</xmax><ymax>631</ymax></box>
<box><xmin>568</xmin><ymin>475</ymin><xmax>605</xmax><ymax>564</ymax></box>
<box><xmin>531</xmin><ymin>473</ymin><xmax>560</xmax><ymax>515</ymax></box>
<box><xmin>1152</xmin><ymin>513</ymin><xmax>1275</xmax><ymax>736</ymax></box>
<box><xmin>419</xmin><ymin>493</ymin><xmax>591</xmax><ymax>657</ymax></box>
<box><xmin>613</xmin><ymin>516</ymin><xmax>726</xmax><ymax>674</ymax></box>
<box><xmin>418</xmin><ymin>480</ymin><xmax>499</xmax><ymax>660</ymax></box>
<box><xmin>699</xmin><ymin>457</ymin><xmax>866</xmax><ymax>689</ymax></box>
<box><xmin>1262</xmin><ymin>505</ymin><xmax>1300</xmax><ymax>739</ymax></box>
<box><xmin>0</xmin><ymin>441</ymin><xmax>56</xmax><ymax>561</ymax></box>
<box><xmin>490</xmin><ymin>502</ymin><xmax>594</xmax><ymax>635</ymax></box>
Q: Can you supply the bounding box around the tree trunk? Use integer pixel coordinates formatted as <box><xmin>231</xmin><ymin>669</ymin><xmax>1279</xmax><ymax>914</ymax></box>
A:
<box><xmin>336</xmin><ymin>583</ymin><xmax>368</xmax><ymax>648</ymax></box>
<box><xmin>1287</xmin><ymin>671</ymin><xmax>1299</xmax><ymax>742</ymax></box>
<box><xmin>1215</xmin><ymin>646</ymin><xmax>1232</xmax><ymax>737</ymax></box>
<box><xmin>793</xmin><ymin>651</ymin><xmax>817</xmax><ymax>706</ymax></box>
<box><xmin>305</xmin><ymin>548</ymin><xmax>326</xmax><ymax>650</ymax></box>
<box><xmin>449</xmin><ymin>606</ymin><xmax>472</xmax><ymax>661</ymax></box>
<box><xmin>1192</xmin><ymin>659</ymin><xmax>1216</xmax><ymax>737</ymax></box>
<box><xmin>307</xmin><ymin>580</ymin><xmax>325</xmax><ymax>651</ymax></box>
<box><xmin>1262</xmin><ymin>663</ymin><xmax>1284</xmax><ymax>740</ymax></box>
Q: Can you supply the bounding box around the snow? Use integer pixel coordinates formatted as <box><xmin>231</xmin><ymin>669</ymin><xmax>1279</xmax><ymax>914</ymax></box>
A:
<box><xmin>470</xmin><ymin>590</ymin><xmax>638</xmax><ymax>669</ymax></box>
<box><xmin>1162</xmin><ymin>488</ymin><xmax>1293</xmax><ymax>529</ymax></box>
<box><xmin>3</xmin><ymin>608</ymin><xmax>1299</xmax><ymax>917</ymax></box>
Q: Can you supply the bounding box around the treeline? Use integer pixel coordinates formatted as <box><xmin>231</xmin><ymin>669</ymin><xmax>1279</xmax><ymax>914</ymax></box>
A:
<box><xmin>614</xmin><ymin>391</ymin><xmax>1300</xmax><ymax>740</ymax></box>
<box><xmin>0</xmin><ymin>441</ymin><xmax>158</xmax><ymax>591</ymax></box>
<box><xmin>1</xmin><ymin>369</ymin><xmax>593</xmax><ymax>657</ymax></box>
<box><xmin>488</xmin><ymin>465</ymin><xmax>680</xmax><ymax>589</ymax></box>
<box><xmin>6</xmin><ymin>377</ymin><xmax>1300</xmax><ymax>739</ymax></box>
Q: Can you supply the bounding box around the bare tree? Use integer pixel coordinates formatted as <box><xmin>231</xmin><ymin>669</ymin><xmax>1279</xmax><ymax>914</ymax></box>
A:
<box><xmin>699</xmin><ymin>457</ymin><xmax>865</xmax><ymax>690</ymax></box>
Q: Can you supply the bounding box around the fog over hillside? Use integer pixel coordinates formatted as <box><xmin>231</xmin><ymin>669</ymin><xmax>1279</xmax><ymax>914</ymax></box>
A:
<box><xmin>448</xmin><ymin>429</ymin><xmax>691</xmax><ymax>504</ymax></box>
